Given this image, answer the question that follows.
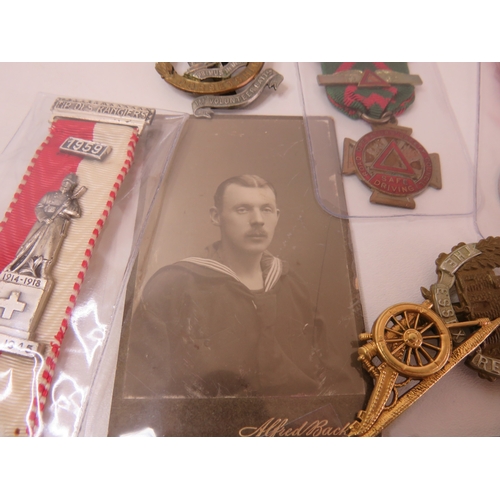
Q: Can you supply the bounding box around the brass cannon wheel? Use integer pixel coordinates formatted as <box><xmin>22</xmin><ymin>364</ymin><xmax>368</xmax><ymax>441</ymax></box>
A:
<box><xmin>373</xmin><ymin>303</ymin><xmax>452</xmax><ymax>378</ymax></box>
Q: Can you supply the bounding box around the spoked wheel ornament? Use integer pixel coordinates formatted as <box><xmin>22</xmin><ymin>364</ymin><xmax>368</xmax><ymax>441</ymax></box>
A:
<box><xmin>373</xmin><ymin>303</ymin><xmax>451</xmax><ymax>378</ymax></box>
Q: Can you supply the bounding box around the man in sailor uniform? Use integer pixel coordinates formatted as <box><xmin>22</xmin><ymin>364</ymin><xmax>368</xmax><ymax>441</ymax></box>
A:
<box><xmin>129</xmin><ymin>175</ymin><xmax>333</xmax><ymax>397</ymax></box>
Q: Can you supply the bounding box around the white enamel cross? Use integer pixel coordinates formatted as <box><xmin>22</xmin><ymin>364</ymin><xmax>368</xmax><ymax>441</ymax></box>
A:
<box><xmin>0</xmin><ymin>291</ymin><xmax>26</xmax><ymax>319</ymax></box>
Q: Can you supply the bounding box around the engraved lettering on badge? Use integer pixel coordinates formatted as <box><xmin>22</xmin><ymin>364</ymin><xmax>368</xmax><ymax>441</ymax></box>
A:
<box><xmin>1</xmin><ymin>272</ymin><xmax>43</xmax><ymax>289</ymax></box>
<box><xmin>52</xmin><ymin>98</ymin><xmax>155</xmax><ymax>123</ymax></box>
<box><xmin>51</xmin><ymin>98</ymin><xmax>155</xmax><ymax>135</ymax></box>
<box><xmin>440</xmin><ymin>244</ymin><xmax>480</xmax><ymax>274</ymax></box>
<box><xmin>192</xmin><ymin>68</ymin><xmax>284</xmax><ymax>118</ymax></box>
<box><xmin>493</xmin><ymin>359</ymin><xmax>500</xmax><ymax>374</ymax></box>
<box><xmin>60</xmin><ymin>137</ymin><xmax>112</xmax><ymax>161</ymax></box>
<box><xmin>471</xmin><ymin>352</ymin><xmax>500</xmax><ymax>376</ymax></box>
<box><xmin>186</xmin><ymin>62</ymin><xmax>247</xmax><ymax>80</ymax></box>
<box><xmin>433</xmin><ymin>284</ymin><xmax>455</xmax><ymax>319</ymax></box>
<box><xmin>0</xmin><ymin>332</ymin><xmax>41</xmax><ymax>358</ymax></box>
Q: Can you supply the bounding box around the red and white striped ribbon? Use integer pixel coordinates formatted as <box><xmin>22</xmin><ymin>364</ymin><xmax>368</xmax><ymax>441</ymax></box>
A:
<box><xmin>0</xmin><ymin>117</ymin><xmax>138</xmax><ymax>436</ymax></box>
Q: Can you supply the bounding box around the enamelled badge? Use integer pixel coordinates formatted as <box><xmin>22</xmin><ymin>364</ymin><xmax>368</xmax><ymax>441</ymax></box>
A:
<box><xmin>0</xmin><ymin>97</ymin><xmax>154</xmax><ymax>436</ymax></box>
<box><xmin>318</xmin><ymin>63</ymin><xmax>442</xmax><ymax>209</ymax></box>
<box><xmin>155</xmin><ymin>63</ymin><xmax>283</xmax><ymax>118</ymax></box>
<box><xmin>347</xmin><ymin>237</ymin><xmax>500</xmax><ymax>436</ymax></box>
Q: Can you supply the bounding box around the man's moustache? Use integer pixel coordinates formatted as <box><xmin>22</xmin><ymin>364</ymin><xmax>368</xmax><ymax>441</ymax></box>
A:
<box><xmin>246</xmin><ymin>230</ymin><xmax>267</xmax><ymax>237</ymax></box>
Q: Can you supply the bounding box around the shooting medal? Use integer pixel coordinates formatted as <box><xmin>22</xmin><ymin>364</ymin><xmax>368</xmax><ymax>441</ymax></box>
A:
<box><xmin>0</xmin><ymin>97</ymin><xmax>154</xmax><ymax>436</ymax></box>
<box><xmin>156</xmin><ymin>63</ymin><xmax>283</xmax><ymax>118</ymax></box>
<box><xmin>318</xmin><ymin>63</ymin><xmax>442</xmax><ymax>209</ymax></box>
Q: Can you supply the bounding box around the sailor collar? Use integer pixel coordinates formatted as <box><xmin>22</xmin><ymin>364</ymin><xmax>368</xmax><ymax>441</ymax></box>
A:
<box><xmin>179</xmin><ymin>242</ymin><xmax>287</xmax><ymax>293</ymax></box>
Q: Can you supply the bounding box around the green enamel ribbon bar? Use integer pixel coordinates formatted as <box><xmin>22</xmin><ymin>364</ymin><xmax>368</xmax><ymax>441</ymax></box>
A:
<box><xmin>321</xmin><ymin>63</ymin><xmax>416</xmax><ymax>120</ymax></box>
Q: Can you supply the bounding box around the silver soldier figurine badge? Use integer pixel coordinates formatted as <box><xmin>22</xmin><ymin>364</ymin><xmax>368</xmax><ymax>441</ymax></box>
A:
<box><xmin>0</xmin><ymin>173</ymin><xmax>86</xmax><ymax>357</ymax></box>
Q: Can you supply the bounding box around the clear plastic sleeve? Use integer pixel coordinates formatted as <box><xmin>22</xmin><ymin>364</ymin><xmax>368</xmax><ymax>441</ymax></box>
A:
<box><xmin>106</xmin><ymin>114</ymin><xmax>368</xmax><ymax>437</ymax></box>
<box><xmin>298</xmin><ymin>62</ymin><xmax>475</xmax><ymax>218</ymax></box>
<box><xmin>0</xmin><ymin>93</ymin><xmax>188</xmax><ymax>436</ymax></box>
<box><xmin>476</xmin><ymin>62</ymin><xmax>500</xmax><ymax>238</ymax></box>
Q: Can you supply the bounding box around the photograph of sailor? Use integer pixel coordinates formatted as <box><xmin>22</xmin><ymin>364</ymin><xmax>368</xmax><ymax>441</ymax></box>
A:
<box><xmin>131</xmin><ymin>174</ymin><xmax>334</xmax><ymax>397</ymax></box>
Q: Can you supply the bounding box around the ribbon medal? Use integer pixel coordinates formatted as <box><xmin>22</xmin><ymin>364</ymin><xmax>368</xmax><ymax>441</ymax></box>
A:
<box><xmin>0</xmin><ymin>98</ymin><xmax>154</xmax><ymax>436</ymax></box>
<box><xmin>319</xmin><ymin>63</ymin><xmax>442</xmax><ymax>209</ymax></box>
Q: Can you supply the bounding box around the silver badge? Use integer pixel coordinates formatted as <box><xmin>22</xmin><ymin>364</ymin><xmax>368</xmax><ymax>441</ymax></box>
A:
<box><xmin>192</xmin><ymin>68</ymin><xmax>284</xmax><ymax>118</ymax></box>
<box><xmin>0</xmin><ymin>173</ymin><xmax>87</xmax><ymax>357</ymax></box>
<box><xmin>60</xmin><ymin>137</ymin><xmax>112</xmax><ymax>160</ymax></box>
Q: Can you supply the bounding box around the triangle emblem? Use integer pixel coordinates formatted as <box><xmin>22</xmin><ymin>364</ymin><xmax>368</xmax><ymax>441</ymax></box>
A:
<box><xmin>372</xmin><ymin>140</ymin><xmax>416</xmax><ymax>176</ymax></box>
<box><xmin>358</xmin><ymin>69</ymin><xmax>390</xmax><ymax>88</ymax></box>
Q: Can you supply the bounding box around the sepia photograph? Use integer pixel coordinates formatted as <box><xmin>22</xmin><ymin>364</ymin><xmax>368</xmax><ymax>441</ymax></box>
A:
<box><xmin>109</xmin><ymin>115</ymin><xmax>367</xmax><ymax>436</ymax></box>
